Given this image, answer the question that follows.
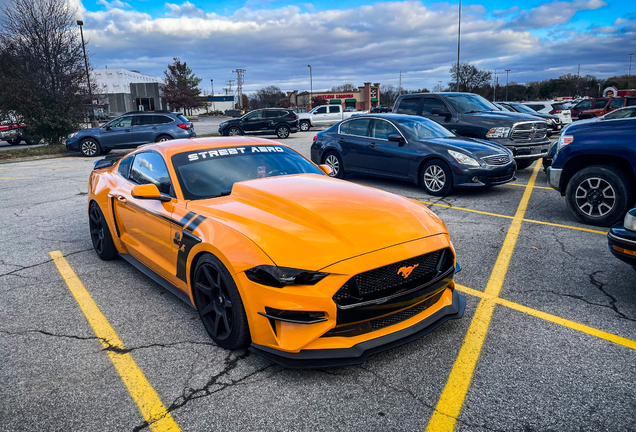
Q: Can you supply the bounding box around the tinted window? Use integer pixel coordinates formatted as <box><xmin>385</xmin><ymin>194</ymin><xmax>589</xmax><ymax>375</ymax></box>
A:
<box><xmin>609</xmin><ymin>99</ymin><xmax>624</xmax><ymax>109</ymax></box>
<box><xmin>605</xmin><ymin>108</ymin><xmax>636</xmax><ymax>119</ymax></box>
<box><xmin>627</xmin><ymin>99</ymin><xmax>636</xmax><ymax>107</ymax></box>
<box><xmin>135</xmin><ymin>115</ymin><xmax>155</xmax><ymax>126</ymax></box>
<box><xmin>329</xmin><ymin>106</ymin><xmax>341</xmax><ymax>113</ymax></box>
<box><xmin>346</xmin><ymin>118</ymin><xmax>371</xmax><ymax>137</ymax></box>
<box><xmin>339</xmin><ymin>121</ymin><xmax>350</xmax><ymax>134</ymax></box>
<box><xmin>315</xmin><ymin>107</ymin><xmax>328</xmax><ymax>114</ymax></box>
<box><xmin>245</xmin><ymin>111</ymin><xmax>262</xmax><ymax>120</ymax></box>
<box><xmin>371</xmin><ymin>119</ymin><xmax>400</xmax><ymax>140</ymax></box>
<box><xmin>575</xmin><ymin>100</ymin><xmax>592</xmax><ymax>110</ymax></box>
<box><xmin>154</xmin><ymin>115</ymin><xmax>173</xmax><ymax>124</ymax></box>
<box><xmin>262</xmin><ymin>110</ymin><xmax>278</xmax><ymax>118</ymax></box>
<box><xmin>110</xmin><ymin>116</ymin><xmax>133</xmax><ymax>128</ymax></box>
<box><xmin>511</xmin><ymin>103</ymin><xmax>538</xmax><ymax>114</ymax></box>
<box><xmin>172</xmin><ymin>146</ymin><xmax>323</xmax><ymax>200</ymax></box>
<box><xmin>129</xmin><ymin>152</ymin><xmax>172</xmax><ymax>195</ymax></box>
<box><xmin>394</xmin><ymin>117</ymin><xmax>454</xmax><ymax>140</ymax></box>
<box><xmin>422</xmin><ymin>98</ymin><xmax>448</xmax><ymax>115</ymax></box>
<box><xmin>524</xmin><ymin>104</ymin><xmax>543</xmax><ymax>112</ymax></box>
<box><xmin>551</xmin><ymin>103</ymin><xmax>567</xmax><ymax>110</ymax></box>
<box><xmin>118</xmin><ymin>154</ymin><xmax>134</xmax><ymax>179</ymax></box>
<box><xmin>594</xmin><ymin>99</ymin><xmax>608</xmax><ymax>109</ymax></box>
<box><xmin>177</xmin><ymin>114</ymin><xmax>189</xmax><ymax>123</ymax></box>
<box><xmin>445</xmin><ymin>94</ymin><xmax>498</xmax><ymax>113</ymax></box>
<box><xmin>396</xmin><ymin>98</ymin><xmax>420</xmax><ymax>115</ymax></box>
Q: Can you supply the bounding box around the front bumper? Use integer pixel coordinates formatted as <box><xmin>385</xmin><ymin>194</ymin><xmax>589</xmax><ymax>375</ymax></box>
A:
<box><xmin>454</xmin><ymin>161</ymin><xmax>516</xmax><ymax>188</ymax></box>
<box><xmin>65</xmin><ymin>137</ymin><xmax>80</xmax><ymax>151</ymax></box>
<box><xmin>489</xmin><ymin>137</ymin><xmax>551</xmax><ymax>160</ymax></box>
<box><xmin>607</xmin><ymin>226</ymin><xmax>636</xmax><ymax>269</ymax></box>
<box><xmin>547</xmin><ymin>167</ymin><xmax>562</xmax><ymax>191</ymax></box>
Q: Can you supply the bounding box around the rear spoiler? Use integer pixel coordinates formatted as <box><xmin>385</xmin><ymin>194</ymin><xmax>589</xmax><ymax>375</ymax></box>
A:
<box><xmin>93</xmin><ymin>154</ymin><xmax>124</xmax><ymax>170</ymax></box>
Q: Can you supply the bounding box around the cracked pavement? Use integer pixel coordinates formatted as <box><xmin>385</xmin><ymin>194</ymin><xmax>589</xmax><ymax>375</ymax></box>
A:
<box><xmin>1</xmin><ymin>139</ymin><xmax>635</xmax><ymax>431</ymax></box>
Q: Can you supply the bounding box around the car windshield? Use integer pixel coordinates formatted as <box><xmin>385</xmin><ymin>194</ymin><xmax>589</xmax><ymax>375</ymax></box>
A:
<box><xmin>445</xmin><ymin>94</ymin><xmax>499</xmax><ymax>114</ymax></box>
<box><xmin>393</xmin><ymin>117</ymin><xmax>455</xmax><ymax>140</ymax></box>
<box><xmin>604</xmin><ymin>107</ymin><xmax>636</xmax><ymax>119</ymax></box>
<box><xmin>172</xmin><ymin>145</ymin><xmax>323</xmax><ymax>200</ymax></box>
<box><xmin>510</xmin><ymin>103</ymin><xmax>539</xmax><ymax>115</ymax></box>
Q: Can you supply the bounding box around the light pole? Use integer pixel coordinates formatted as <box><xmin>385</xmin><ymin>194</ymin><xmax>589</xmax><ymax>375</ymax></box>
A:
<box><xmin>210</xmin><ymin>79</ymin><xmax>215</xmax><ymax>112</ymax></box>
<box><xmin>438</xmin><ymin>80</ymin><xmax>442</xmax><ymax>92</ymax></box>
<box><xmin>504</xmin><ymin>69</ymin><xmax>510</xmax><ymax>101</ymax></box>
<box><xmin>77</xmin><ymin>20</ymin><xmax>96</xmax><ymax>126</ymax></box>
<box><xmin>307</xmin><ymin>65</ymin><xmax>313</xmax><ymax>109</ymax></box>
<box><xmin>629</xmin><ymin>53</ymin><xmax>634</xmax><ymax>90</ymax></box>
<box><xmin>456</xmin><ymin>0</ymin><xmax>461</xmax><ymax>92</ymax></box>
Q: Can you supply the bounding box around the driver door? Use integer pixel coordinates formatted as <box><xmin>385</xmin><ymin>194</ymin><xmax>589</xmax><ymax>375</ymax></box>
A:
<box><xmin>241</xmin><ymin>111</ymin><xmax>267</xmax><ymax>132</ymax></box>
<box><xmin>100</xmin><ymin>115</ymin><xmax>134</xmax><ymax>148</ymax></box>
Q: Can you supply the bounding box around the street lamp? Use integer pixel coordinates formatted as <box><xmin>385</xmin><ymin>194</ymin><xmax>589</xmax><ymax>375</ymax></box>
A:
<box><xmin>77</xmin><ymin>20</ymin><xmax>96</xmax><ymax>125</ymax></box>
<box><xmin>504</xmin><ymin>69</ymin><xmax>510</xmax><ymax>101</ymax></box>
<box><xmin>307</xmin><ymin>65</ymin><xmax>313</xmax><ymax>109</ymax></box>
<box><xmin>456</xmin><ymin>0</ymin><xmax>461</xmax><ymax>92</ymax></box>
<box><xmin>438</xmin><ymin>80</ymin><xmax>442</xmax><ymax>92</ymax></box>
<box><xmin>629</xmin><ymin>53</ymin><xmax>634</xmax><ymax>90</ymax></box>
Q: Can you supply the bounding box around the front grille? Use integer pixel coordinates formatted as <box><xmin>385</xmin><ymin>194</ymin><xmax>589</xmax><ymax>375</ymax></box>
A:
<box><xmin>333</xmin><ymin>247</ymin><xmax>454</xmax><ymax>308</ymax></box>
<box><xmin>482</xmin><ymin>154</ymin><xmax>511</xmax><ymax>166</ymax></box>
<box><xmin>488</xmin><ymin>173</ymin><xmax>515</xmax><ymax>183</ymax></box>
<box><xmin>511</xmin><ymin>122</ymin><xmax>547</xmax><ymax>141</ymax></box>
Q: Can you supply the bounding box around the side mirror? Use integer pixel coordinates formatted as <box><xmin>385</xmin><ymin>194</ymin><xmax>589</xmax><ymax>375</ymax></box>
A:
<box><xmin>318</xmin><ymin>164</ymin><xmax>333</xmax><ymax>176</ymax></box>
<box><xmin>131</xmin><ymin>184</ymin><xmax>171</xmax><ymax>202</ymax></box>
<box><xmin>431</xmin><ymin>108</ymin><xmax>451</xmax><ymax>118</ymax></box>
<box><xmin>104</xmin><ymin>125</ymin><xmax>111</xmax><ymax>130</ymax></box>
<box><xmin>388</xmin><ymin>134</ymin><xmax>405</xmax><ymax>143</ymax></box>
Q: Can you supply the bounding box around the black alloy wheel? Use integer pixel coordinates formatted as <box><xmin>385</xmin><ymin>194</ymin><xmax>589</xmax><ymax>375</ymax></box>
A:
<box><xmin>88</xmin><ymin>202</ymin><xmax>118</xmax><ymax>260</ymax></box>
<box><xmin>80</xmin><ymin>138</ymin><xmax>101</xmax><ymax>157</ymax></box>
<box><xmin>276</xmin><ymin>125</ymin><xmax>290</xmax><ymax>139</ymax></box>
<box><xmin>323</xmin><ymin>151</ymin><xmax>345</xmax><ymax>179</ymax></box>
<box><xmin>193</xmin><ymin>255</ymin><xmax>250</xmax><ymax>349</ymax></box>
<box><xmin>227</xmin><ymin>126</ymin><xmax>242</xmax><ymax>136</ymax></box>
<box><xmin>565</xmin><ymin>165</ymin><xmax>632</xmax><ymax>226</ymax></box>
<box><xmin>421</xmin><ymin>159</ymin><xmax>453</xmax><ymax>196</ymax></box>
<box><xmin>515</xmin><ymin>160</ymin><xmax>534</xmax><ymax>170</ymax></box>
<box><xmin>299</xmin><ymin>121</ymin><xmax>311</xmax><ymax>132</ymax></box>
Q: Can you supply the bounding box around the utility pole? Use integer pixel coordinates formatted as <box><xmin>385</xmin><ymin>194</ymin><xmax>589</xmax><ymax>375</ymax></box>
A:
<box><xmin>210</xmin><ymin>79</ymin><xmax>215</xmax><ymax>112</ymax></box>
<box><xmin>77</xmin><ymin>20</ymin><xmax>96</xmax><ymax>126</ymax></box>
<box><xmin>577</xmin><ymin>64</ymin><xmax>581</xmax><ymax>95</ymax></box>
<box><xmin>505</xmin><ymin>69</ymin><xmax>510</xmax><ymax>101</ymax></box>
<box><xmin>399</xmin><ymin>71</ymin><xmax>402</xmax><ymax>94</ymax></box>
<box><xmin>233</xmin><ymin>69</ymin><xmax>245</xmax><ymax>110</ymax></box>
<box><xmin>456</xmin><ymin>0</ymin><xmax>461</xmax><ymax>92</ymax></box>
<box><xmin>629</xmin><ymin>53</ymin><xmax>634</xmax><ymax>90</ymax></box>
<box><xmin>307</xmin><ymin>65</ymin><xmax>312</xmax><ymax>108</ymax></box>
<box><xmin>225</xmin><ymin>79</ymin><xmax>234</xmax><ymax>96</ymax></box>
<box><xmin>438</xmin><ymin>80</ymin><xmax>442</xmax><ymax>92</ymax></box>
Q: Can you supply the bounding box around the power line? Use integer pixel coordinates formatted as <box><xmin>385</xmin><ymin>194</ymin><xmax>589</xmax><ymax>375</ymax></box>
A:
<box><xmin>233</xmin><ymin>69</ymin><xmax>246</xmax><ymax>109</ymax></box>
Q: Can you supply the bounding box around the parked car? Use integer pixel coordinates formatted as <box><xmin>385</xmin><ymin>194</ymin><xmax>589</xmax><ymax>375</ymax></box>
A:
<box><xmin>370</xmin><ymin>106</ymin><xmax>392</xmax><ymax>113</ymax></box>
<box><xmin>496</xmin><ymin>102</ymin><xmax>562</xmax><ymax>137</ymax></box>
<box><xmin>522</xmin><ymin>101</ymin><xmax>572</xmax><ymax>125</ymax></box>
<box><xmin>0</xmin><ymin>118</ymin><xmax>33</xmax><ymax>145</ymax></box>
<box><xmin>66</xmin><ymin>111</ymin><xmax>195</xmax><ymax>157</ymax></box>
<box><xmin>393</xmin><ymin>92</ymin><xmax>550</xmax><ymax>169</ymax></box>
<box><xmin>547</xmin><ymin>108</ymin><xmax>636</xmax><ymax>226</ymax></box>
<box><xmin>578</xmin><ymin>97</ymin><xmax>636</xmax><ymax>120</ymax></box>
<box><xmin>607</xmin><ymin>207</ymin><xmax>636</xmax><ymax>271</ymax></box>
<box><xmin>298</xmin><ymin>104</ymin><xmax>361</xmax><ymax>131</ymax></box>
<box><xmin>219</xmin><ymin>108</ymin><xmax>298</xmax><ymax>139</ymax></box>
<box><xmin>311</xmin><ymin>114</ymin><xmax>516</xmax><ymax>196</ymax></box>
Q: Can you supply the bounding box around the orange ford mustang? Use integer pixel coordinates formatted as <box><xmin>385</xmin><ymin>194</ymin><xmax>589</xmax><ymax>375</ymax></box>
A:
<box><xmin>88</xmin><ymin>137</ymin><xmax>465</xmax><ymax>367</ymax></box>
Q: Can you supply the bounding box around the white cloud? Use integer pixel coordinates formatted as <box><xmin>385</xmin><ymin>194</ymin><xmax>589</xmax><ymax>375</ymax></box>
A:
<box><xmin>508</xmin><ymin>0</ymin><xmax>608</xmax><ymax>30</ymax></box>
<box><xmin>96</xmin><ymin>0</ymin><xmax>130</xmax><ymax>10</ymax></box>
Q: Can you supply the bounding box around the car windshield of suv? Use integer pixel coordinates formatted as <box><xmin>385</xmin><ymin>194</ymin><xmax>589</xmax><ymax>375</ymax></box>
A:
<box><xmin>604</xmin><ymin>107</ymin><xmax>636</xmax><ymax>119</ymax></box>
<box><xmin>394</xmin><ymin>117</ymin><xmax>455</xmax><ymax>140</ymax></box>
<box><xmin>445</xmin><ymin>94</ymin><xmax>498</xmax><ymax>114</ymax></box>
<box><xmin>510</xmin><ymin>103</ymin><xmax>539</xmax><ymax>115</ymax></box>
<box><xmin>172</xmin><ymin>145</ymin><xmax>323</xmax><ymax>200</ymax></box>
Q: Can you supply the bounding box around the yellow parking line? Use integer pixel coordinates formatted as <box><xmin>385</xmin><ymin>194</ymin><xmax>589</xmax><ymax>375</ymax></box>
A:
<box><xmin>49</xmin><ymin>251</ymin><xmax>180</xmax><ymax>432</ymax></box>
<box><xmin>507</xmin><ymin>182</ymin><xmax>553</xmax><ymax>190</ymax></box>
<box><xmin>0</xmin><ymin>164</ymin><xmax>93</xmax><ymax>170</ymax></box>
<box><xmin>418</xmin><ymin>201</ymin><xmax>606</xmax><ymax>235</ymax></box>
<box><xmin>0</xmin><ymin>176</ymin><xmax>35</xmax><ymax>179</ymax></box>
<box><xmin>425</xmin><ymin>161</ymin><xmax>542</xmax><ymax>432</ymax></box>
<box><xmin>454</xmin><ymin>285</ymin><xmax>636</xmax><ymax>351</ymax></box>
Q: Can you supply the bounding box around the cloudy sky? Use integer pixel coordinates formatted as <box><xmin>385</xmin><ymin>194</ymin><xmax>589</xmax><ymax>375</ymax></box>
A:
<box><xmin>31</xmin><ymin>0</ymin><xmax>636</xmax><ymax>92</ymax></box>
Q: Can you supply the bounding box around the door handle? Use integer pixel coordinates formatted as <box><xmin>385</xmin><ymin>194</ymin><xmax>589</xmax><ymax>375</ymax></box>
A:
<box><xmin>368</xmin><ymin>142</ymin><xmax>376</xmax><ymax>148</ymax></box>
<box><xmin>337</xmin><ymin>138</ymin><xmax>344</xmax><ymax>143</ymax></box>
<box><xmin>116</xmin><ymin>195</ymin><xmax>127</xmax><ymax>203</ymax></box>
<box><xmin>125</xmin><ymin>129</ymin><xmax>131</xmax><ymax>132</ymax></box>
<box><xmin>152</xmin><ymin>126</ymin><xmax>158</xmax><ymax>130</ymax></box>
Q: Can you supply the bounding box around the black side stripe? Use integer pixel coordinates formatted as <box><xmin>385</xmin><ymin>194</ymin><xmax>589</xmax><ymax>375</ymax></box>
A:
<box><xmin>110</xmin><ymin>197</ymin><xmax>121</xmax><ymax>238</ymax></box>
<box><xmin>180</xmin><ymin>211</ymin><xmax>196</xmax><ymax>227</ymax></box>
<box><xmin>185</xmin><ymin>215</ymin><xmax>206</xmax><ymax>232</ymax></box>
<box><xmin>176</xmin><ymin>231</ymin><xmax>202</xmax><ymax>282</ymax></box>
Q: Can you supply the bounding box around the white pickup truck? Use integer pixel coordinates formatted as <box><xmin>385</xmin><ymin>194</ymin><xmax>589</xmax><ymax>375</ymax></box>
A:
<box><xmin>298</xmin><ymin>105</ymin><xmax>364</xmax><ymax>131</ymax></box>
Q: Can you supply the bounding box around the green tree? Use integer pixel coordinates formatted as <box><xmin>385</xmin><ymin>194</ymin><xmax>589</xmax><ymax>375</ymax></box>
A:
<box><xmin>161</xmin><ymin>58</ymin><xmax>202</xmax><ymax>113</ymax></box>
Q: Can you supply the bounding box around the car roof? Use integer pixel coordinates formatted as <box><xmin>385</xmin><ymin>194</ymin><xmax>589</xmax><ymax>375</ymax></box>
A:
<box><xmin>343</xmin><ymin>113</ymin><xmax>428</xmax><ymax>122</ymax></box>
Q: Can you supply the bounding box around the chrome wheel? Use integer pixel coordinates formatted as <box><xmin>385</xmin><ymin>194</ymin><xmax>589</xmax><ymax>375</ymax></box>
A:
<box><xmin>228</xmin><ymin>127</ymin><xmax>241</xmax><ymax>136</ymax></box>
<box><xmin>158</xmin><ymin>136</ymin><xmax>171</xmax><ymax>142</ymax></box>
<box><xmin>81</xmin><ymin>140</ymin><xmax>98</xmax><ymax>156</ymax></box>
<box><xmin>300</xmin><ymin>121</ymin><xmax>310</xmax><ymax>131</ymax></box>
<box><xmin>575</xmin><ymin>177</ymin><xmax>615</xmax><ymax>217</ymax></box>
<box><xmin>424</xmin><ymin>165</ymin><xmax>446</xmax><ymax>192</ymax></box>
<box><xmin>276</xmin><ymin>126</ymin><xmax>290</xmax><ymax>138</ymax></box>
<box><xmin>324</xmin><ymin>154</ymin><xmax>339</xmax><ymax>177</ymax></box>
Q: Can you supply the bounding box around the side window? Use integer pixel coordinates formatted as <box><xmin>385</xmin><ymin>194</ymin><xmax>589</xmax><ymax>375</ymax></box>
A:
<box><xmin>262</xmin><ymin>110</ymin><xmax>275</xmax><ymax>118</ymax></box>
<box><xmin>118</xmin><ymin>154</ymin><xmax>134</xmax><ymax>179</ymax></box>
<box><xmin>576</xmin><ymin>100</ymin><xmax>592</xmax><ymax>110</ymax></box>
<box><xmin>594</xmin><ymin>99</ymin><xmax>608</xmax><ymax>109</ymax></box>
<box><xmin>154</xmin><ymin>115</ymin><xmax>173</xmax><ymax>124</ymax></box>
<box><xmin>396</xmin><ymin>98</ymin><xmax>420</xmax><ymax>115</ymax></box>
<box><xmin>627</xmin><ymin>99</ymin><xmax>636</xmax><ymax>107</ymax></box>
<box><xmin>135</xmin><ymin>116</ymin><xmax>155</xmax><ymax>126</ymax></box>
<box><xmin>315</xmin><ymin>107</ymin><xmax>328</xmax><ymax>114</ymax></box>
<box><xmin>525</xmin><ymin>104</ymin><xmax>542</xmax><ymax>112</ymax></box>
<box><xmin>609</xmin><ymin>99</ymin><xmax>624</xmax><ymax>109</ymax></box>
<box><xmin>247</xmin><ymin>111</ymin><xmax>262</xmax><ymax>120</ymax></box>
<box><xmin>329</xmin><ymin>106</ymin><xmax>341</xmax><ymax>113</ymax></box>
<box><xmin>339</xmin><ymin>121</ymin><xmax>350</xmax><ymax>134</ymax></box>
<box><xmin>129</xmin><ymin>152</ymin><xmax>172</xmax><ymax>195</ymax></box>
<box><xmin>422</xmin><ymin>98</ymin><xmax>448</xmax><ymax>115</ymax></box>
<box><xmin>110</xmin><ymin>116</ymin><xmax>133</xmax><ymax>128</ymax></box>
<box><xmin>371</xmin><ymin>120</ymin><xmax>400</xmax><ymax>140</ymax></box>
<box><xmin>347</xmin><ymin>118</ymin><xmax>371</xmax><ymax>137</ymax></box>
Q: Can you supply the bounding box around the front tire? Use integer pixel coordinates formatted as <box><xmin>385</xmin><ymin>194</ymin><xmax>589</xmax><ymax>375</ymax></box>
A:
<box><xmin>421</xmin><ymin>159</ymin><xmax>453</xmax><ymax>196</ymax></box>
<box><xmin>323</xmin><ymin>151</ymin><xmax>345</xmax><ymax>179</ymax></box>
<box><xmin>565</xmin><ymin>165</ymin><xmax>633</xmax><ymax>226</ymax></box>
<box><xmin>193</xmin><ymin>254</ymin><xmax>250</xmax><ymax>350</ymax></box>
<box><xmin>80</xmin><ymin>138</ymin><xmax>101</xmax><ymax>157</ymax></box>
<box><xmin>299</xmin><ymin>121</ymin><xmax>311</xmax><ymax>132</ymax></box>
<box><xmin>89</xmin><ymin>202</ymin><xmax>118</xmax><ymax>260</ymax></box>
<box><xmin>276</xmin><ymin>125</ymin><xmax>290</xmax><ymax>139</ymax></box>
<box><xmin>227</xmin><ymin>126</ymin><xmax>242</xmax><ymax>136</ymax></box>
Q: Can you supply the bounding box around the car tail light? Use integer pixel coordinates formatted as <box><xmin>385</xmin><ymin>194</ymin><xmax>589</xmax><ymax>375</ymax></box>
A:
<box><xmin>313</xmin><ymin>135</ymin><xmax>317</xmax><ymax>142</ymax></box>
<box><xmin>177</xmin><ymin>124</ymin><xmax>190</xmax><ymax>130</ymax></box>
<box><xmin>549</xmin><ymin>109</ymin><xmax>562</xmax><ymax>114</ymax></box>
<box><xmin>290</xmin><ymin>113</ymin><xmax>298</xmax><ymax>119</ymax></box>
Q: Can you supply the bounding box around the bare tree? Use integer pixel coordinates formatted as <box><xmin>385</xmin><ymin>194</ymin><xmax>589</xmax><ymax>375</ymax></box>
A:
<box><xmin>449</xmin><ymin>63</ymin><xmax>492</xmax><ymax>93</ymax></box>
<box><xmin>0</xmin><ymin>0</ymin><xmax>89</xmax><ymax>143</ymax></box>
<box><xmin>380</xmin><ymin>84</ymin><xmax>399</xmax><ymax>107</ymax></box>
<box><xmin>330</xmin><ymin>83</ymin><xmax>358</xmax><ymax>92</ymax></box>
<box><xmin>251</xmin><ymin>86</ymin><xmax>286</xmax><ymax>108</ymax></box>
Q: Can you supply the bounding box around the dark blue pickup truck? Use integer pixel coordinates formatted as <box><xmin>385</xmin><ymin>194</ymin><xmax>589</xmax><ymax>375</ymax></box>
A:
<box><xmin>547</xmin><ymin>107</ymin><xmax>636</xmax><ymax>226</ymax></box>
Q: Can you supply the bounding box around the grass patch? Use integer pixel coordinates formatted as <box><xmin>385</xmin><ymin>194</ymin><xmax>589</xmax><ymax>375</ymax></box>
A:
<box><xmin>196</xmin><ymin>133</ymin><xmax>220</xmax><ymax>138</ymax></box>
<box><xmin>0</xmin><ymin>144</ymin><xmax>69</xmax><ymax>161</ymax></box>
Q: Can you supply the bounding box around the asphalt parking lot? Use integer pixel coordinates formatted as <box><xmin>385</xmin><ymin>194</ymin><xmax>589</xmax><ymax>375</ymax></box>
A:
<box><xmin>1</xmin><ymin>129</ymin><xmax>635</xmax><ymax>432</ymax></box>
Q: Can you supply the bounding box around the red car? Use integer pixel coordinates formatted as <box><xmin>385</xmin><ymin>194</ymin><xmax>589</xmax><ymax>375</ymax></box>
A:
<box><xmin>0</xmin><ymin>121</ymin><xmax>30</xmax><ymax>145</ymax></box>
<box><xmin>574</xmin><ymin>97</ymin><xmax>636</xmax><ymax>120</ymax></box>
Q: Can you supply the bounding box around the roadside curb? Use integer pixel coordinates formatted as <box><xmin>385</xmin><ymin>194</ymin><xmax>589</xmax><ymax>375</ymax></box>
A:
<box><xmin>0</xmin><ymin>152</ymin><xmax>77</xmax><ymax>165</ymax></box>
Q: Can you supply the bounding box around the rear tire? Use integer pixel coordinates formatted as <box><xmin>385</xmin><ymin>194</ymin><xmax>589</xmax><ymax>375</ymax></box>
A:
<box><xmin>322</xmin><ymin>151</ymin><xmax>345</xmax><ymax>179</ymax></box>
<box><xmin>565</xmin><ymin>165</ymin><xmax>632</xmax><ymax>226</ymax></box>
<box><xmin>515</xmin><ymin>160</ymin><xmax>534</xmax><ymax>170</ymax></box>
<box><xmin>155</xmin><ymin>134</ymin><xmax>172</xmax><ymax>142</ymax></box>
<box><xmin>7</xmin><ymin>138</ymin><xmax>21</xmax><ymax>145</ymax></box>
<box><xmin>421</xmin><ymin>159</ymin><xmax>453</xmax><ymax>196</ymax></box>
<box><xmin>89</xmin><ymin>202</ymin><xmax>118</xmax><ymax>260</ymax></box>
<box><xmin>193</xmin><ymin>254</ymin><xmax>250</xmax><ymax>350</ymax></box>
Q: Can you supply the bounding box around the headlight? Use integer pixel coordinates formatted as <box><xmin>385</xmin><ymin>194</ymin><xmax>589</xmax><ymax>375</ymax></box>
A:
<box><xmin>485</xmin><ymin>127</ymin><xmax>511</xmax><ymax>138</ymax></box>
<box><xmin>448</xmin><ymin>150</ymin><xmax>480</xmax><ymax>167</ymax></box>
<box><xmin>219</xmin><ymin>122</ymin><xmax>227</xmax><ymax>128</ymax></box>
<box><xmin>245</xmin><ymin>265</ymin><xmax>328</xmax><ymax>288</ymax></box>
<box><xmin>557</xmin><ymin>134</ymin><xmax>573</xmax><ymax>151</ymax></box>
<box><xmin>68</xmin><ymin>132</ymin><xmax>79</xmax><ymax>138</ymax></box>
<box><xmin>624</xmin><ymin>209</ymin><xmax>636</xmax><ymax>232</ymax></box>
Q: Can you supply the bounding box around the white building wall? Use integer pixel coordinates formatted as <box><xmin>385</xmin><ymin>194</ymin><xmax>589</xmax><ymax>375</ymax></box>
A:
<box><xmin>92</xmin><ymin>68</ymin><xmax>163</xmax><ymax>94</ymax></box>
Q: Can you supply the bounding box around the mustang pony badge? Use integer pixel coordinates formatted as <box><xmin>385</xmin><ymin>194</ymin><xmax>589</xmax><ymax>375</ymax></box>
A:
<box><xmin>397</xmin><ymin>264</ymin><xmax>419</xmax><ymax>279</ymax></box>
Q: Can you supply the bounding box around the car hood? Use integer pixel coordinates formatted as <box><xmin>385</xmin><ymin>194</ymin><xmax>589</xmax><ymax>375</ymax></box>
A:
<box><xmin>187</xmin><ymin>174</ymin><xmax>447</xmax><ymax>271</ymax></box>
<box><xmin>463</xmin><ymin>111</ymin><xmax>545</xmax><ymax>124</ymax></box>
<box><xmin>298</xmin><ymin>113</ymin><xmax>311</xmax><ymax>119</ymax></box>
<box><xmin>419</xmin><ymin>137</ymin><xmax>511</xmax><ymax>158</ymax></box>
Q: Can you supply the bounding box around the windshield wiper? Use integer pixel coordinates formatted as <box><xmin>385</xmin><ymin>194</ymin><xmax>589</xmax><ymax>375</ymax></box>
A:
<box><xmin>464</xmin><ymin>110</ymin><xmax>483</xmax><ymax>114</ymax></box>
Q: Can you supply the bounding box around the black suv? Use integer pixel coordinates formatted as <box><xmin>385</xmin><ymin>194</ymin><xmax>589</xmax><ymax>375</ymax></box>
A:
<box><xmin>218</xmin><ymin>108</ymin><xmax>299</xmax><ymax>139</ymax></box>
<box><xmin>393</xmin><ymin>92</ymin><xmax>551</xmax><ymax>169</ymax></box>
